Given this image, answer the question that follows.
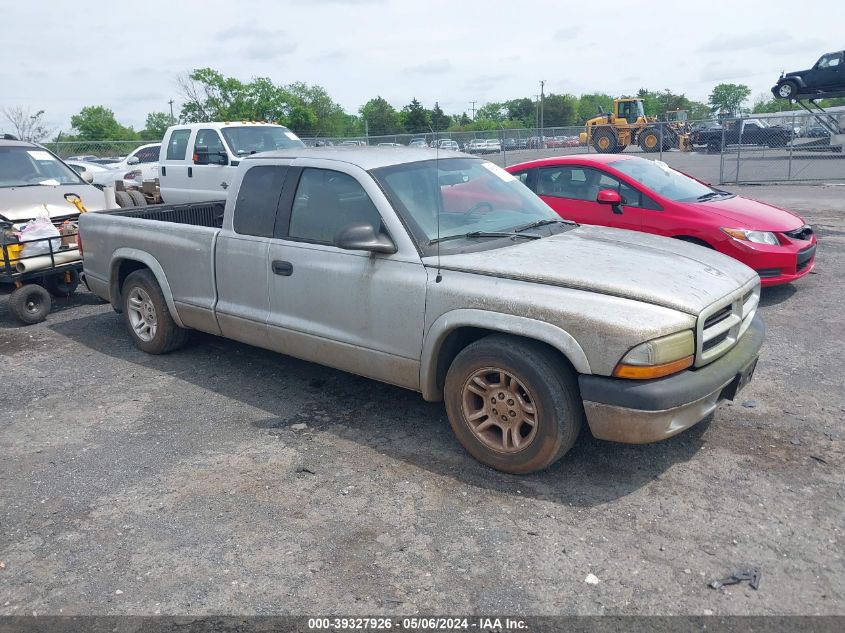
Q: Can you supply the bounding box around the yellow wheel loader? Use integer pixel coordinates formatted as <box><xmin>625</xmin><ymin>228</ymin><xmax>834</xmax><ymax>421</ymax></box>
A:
<box><xmin>579</xmin><ymin>98</ymin><xmax>689</xmax><ymax>153</ymax></box>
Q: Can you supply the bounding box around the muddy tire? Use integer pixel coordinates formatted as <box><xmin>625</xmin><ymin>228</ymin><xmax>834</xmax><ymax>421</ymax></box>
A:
<box><xmin>639</xmin><ymin>128</ymin><xmax>661</xmax><ymax>152</ymax></box>
<box><xmin>44</xmin><ymin>269</ymin><xmax>80</xmax><ymax>297</ymax></box>
<box><xmin>121</xmin><ymin>269</ymin><xmax>188</xmax><ymax>354</ymax></box>
<box><xmin>127</xmin><ymin>189</ymin><xmax>147</xmax><ymax>206</ymax></box>
<box><xmin>592</xmin><ymin>128</ymin><xmax>618</xmax><ymax>154</ymax></box>
<box><xmin>115</xmin><ymin>190</ymin><xmax>133</xmax><ymax>208</ymax></box>
<box><xmin>9</xmin><ymin>284</ymin><xmax>51</xmax><ymax>325</ymax></box>
<box><xmin>444</xmin><ymin>335</ymin><xmax>584</xmax><ymax>474</ymax></box>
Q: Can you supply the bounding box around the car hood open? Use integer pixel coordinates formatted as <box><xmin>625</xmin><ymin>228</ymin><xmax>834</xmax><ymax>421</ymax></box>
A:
<box><xmin>0</xmin><ymin>185</ymin><xmax>107</xmax><ymax>223</ymax></box>
<box><xmin>426</xmin><ymin>225</ymin><xmax>757</xmax><ymax>315</ymax></box>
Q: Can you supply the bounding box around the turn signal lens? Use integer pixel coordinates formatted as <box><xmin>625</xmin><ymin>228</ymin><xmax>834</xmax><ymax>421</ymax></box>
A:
<box><xmin>613</xmin><ymin>355</ymin><xmax>694</xmax><ymax>379</ymax></box>
<box><xmin>613</xmin><ymin>330</ymin><xmax>695</xmax><ymax>380</ymax></box>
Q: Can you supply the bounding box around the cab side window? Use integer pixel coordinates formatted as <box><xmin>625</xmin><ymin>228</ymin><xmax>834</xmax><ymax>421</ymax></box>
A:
<box><xmin>288</xmin><ymin>168</ymin><xmax>383</xmax><ymax>244</ymax></box>
<box><xmin>232</xmin><ymin>165</ymin><xmax>288</xmax><ymax>238</ymax></box>
<box><xmin>135</xmin><ymin>146</ymin><xmax>160</xmax><ymax>163</ymax></box>
<box><xmin>194</xmin><ymin>129</ymin><xmax>226</xmax><ymax>154</ymax></box>
<box><xmin>166</xmin><ymin>130</ymin><xmax>191</xmax><ymax>161</ymax></box>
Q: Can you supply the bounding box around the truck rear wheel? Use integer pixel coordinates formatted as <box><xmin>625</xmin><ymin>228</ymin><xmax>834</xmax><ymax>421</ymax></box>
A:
<box><xmin>127</xmin><ymin>190</ymin><xmax>147</xmax><ymax>206</ymax></box>
<box><xmin>115</xmin><ymin>190</ymin><xmax>133</xmax><ymax>208</ymax></box>
<box><xmin>121</xmin><ymin>269</ymin><xmax>188</xmax><ymax>354</ymax></box>
<box><xmin>9</xmin><ymin>284</ymin><xmax>52</xmax><ymax>325</ymax></box>
<box><xmin>444</xmin><ymin>335</ymin><xmax>583</xmax><ymax>474</ymax></box>
<box><xmin>592</xmin><ymin>129</ymin><xmax>618</xmax><ymax>153</ymax></box>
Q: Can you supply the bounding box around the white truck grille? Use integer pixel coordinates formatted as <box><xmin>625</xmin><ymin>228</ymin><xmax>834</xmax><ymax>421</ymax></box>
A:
<box><xmin>695</xmin><ymin>279</ymin><xmax>760</xmax><ymax>367</ymax></box>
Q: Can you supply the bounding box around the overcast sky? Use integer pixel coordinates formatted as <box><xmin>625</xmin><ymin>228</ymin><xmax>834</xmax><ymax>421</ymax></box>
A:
<box><xmin>1</xmin><ymin>0</ymin><xmax>842</xmax><ymax>132</ymax></box>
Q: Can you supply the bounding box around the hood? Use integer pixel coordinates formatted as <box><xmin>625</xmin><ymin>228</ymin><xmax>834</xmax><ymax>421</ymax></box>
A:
<box><xmin>784</xmin><ymin>70</ymin><xmax>809</xmax><ymax>78</ymax></box>
<box><xmin>427</xmin><ymin>225</ymin><xmax>757</xmax><ymax>315</ymax></box>
<box><xmin>687</xmin><ymin>195</ymin><xmax>804</xmax><ymax>231</ymax></box>
<box><xmin>0</xmin><ymin>185</ymin><xmax>107</xmax><ymax>223</ymax></box>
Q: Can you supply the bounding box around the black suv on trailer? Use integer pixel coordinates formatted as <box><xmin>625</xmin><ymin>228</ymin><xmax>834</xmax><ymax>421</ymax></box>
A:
<box><xmin>773</xmin><ymin>50</ymin><xmax>845</xmax><ymax>99</ymax></box>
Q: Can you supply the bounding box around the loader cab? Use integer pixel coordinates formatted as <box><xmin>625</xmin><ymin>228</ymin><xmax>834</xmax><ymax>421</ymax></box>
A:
<box><xmin>616</xmin><ymin>99</ymin><xmax>646</xmax><ymax>124</ymax></box>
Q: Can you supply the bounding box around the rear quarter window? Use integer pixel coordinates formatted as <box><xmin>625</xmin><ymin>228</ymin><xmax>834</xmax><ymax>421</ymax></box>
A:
<box><xmin>232</xmin><ymin>165</ymin><xmax>289</xmax><ymax>238</ymax></box>
<box><xmin>166</xmin><ymin>130</ymin><xmax>191</xmax><ymax>161</ymax></box>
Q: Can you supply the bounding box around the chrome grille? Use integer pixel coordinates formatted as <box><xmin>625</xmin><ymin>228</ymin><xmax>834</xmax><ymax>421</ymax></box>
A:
<box><xmin>696</xmin><ymin>279</ymin><xmax>760</xmax><ymax>367</ymax></box>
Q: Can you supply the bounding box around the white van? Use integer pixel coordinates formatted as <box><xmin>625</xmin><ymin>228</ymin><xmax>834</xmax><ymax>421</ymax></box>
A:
<box><xmin>158</xmin><ymin>122</ymin><xmax>305</xmax><ymax>203</ymax></box>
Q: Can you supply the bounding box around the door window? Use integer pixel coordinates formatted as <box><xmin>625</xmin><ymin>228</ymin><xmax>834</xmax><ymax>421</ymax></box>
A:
<box><xmin>537</xmin><ymin>165</ymin><xmax>657</xmax><ymax>208</ymax></box>
<box><xmin>166</xmin><ymin>130</ymin><xmax>191</xmax><ymax>160</ymax></box>
<box><xmin>194</xmin><ymin>129</ymin><xmax>226</xmax><ymax>154</ymax></box>
<box><xmin>288</xmin><ymin>168</ymin><xmax>382</xmax><ymax>244</ymax></box>
<box><xmin>232</xmin><ymin>166</ymin><xmax>288</xmax><ymax>238</ymax></box>
<box><xmin>135</xmin><ymin>146</ymin><xmax>160</xmax><ymax>163</ymax></box>
<box><xmin>818</xmin><ymin>53</ymin><xmax>842</xmax><ymax>69</ymax></box>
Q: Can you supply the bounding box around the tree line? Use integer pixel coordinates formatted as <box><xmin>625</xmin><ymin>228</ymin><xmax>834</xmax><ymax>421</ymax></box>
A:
<box><xmin>4</xmin><ymin>67</ymin><xmax>845</xmax><ymax>143</ymax></box>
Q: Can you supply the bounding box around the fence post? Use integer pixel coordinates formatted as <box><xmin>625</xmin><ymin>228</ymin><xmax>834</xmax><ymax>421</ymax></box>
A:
<box><xmin>659</xmin><ymin>121</ymin><xmax>664</xmax><ymax>161</ymax></box>
<box><xmin>719</xmin><ymin>125</ymin><xmax>726</xmax><ymax>184</ymax></box>
<box><xmin>787</xmin><ymin>110</ymin><xmax>795</xmax><ymax>181</ymax></box>
<box><xmin>734</xmin><ymin>120</ymin><xmax>741</xmax><ymax>184</ymax></box>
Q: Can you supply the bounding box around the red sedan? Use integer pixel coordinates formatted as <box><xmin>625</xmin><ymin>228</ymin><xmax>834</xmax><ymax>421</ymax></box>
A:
<box><xmin>505</xmin><ymin>155</ymin><xmax>816</xmax><ymax>286</ymax></box>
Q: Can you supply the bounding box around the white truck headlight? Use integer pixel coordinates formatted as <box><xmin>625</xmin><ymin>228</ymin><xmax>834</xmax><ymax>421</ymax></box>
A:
<box><xmin>613</xmin><ymin>330</ymin><xmax>695</xmax><ymax>380</ymax></box>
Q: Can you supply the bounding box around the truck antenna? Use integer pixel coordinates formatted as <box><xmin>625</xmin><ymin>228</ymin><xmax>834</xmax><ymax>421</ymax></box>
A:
<box><xmin>429</xmin><ymin>124</ymin><xmax>442</xmax><ymax>283</ymax></box>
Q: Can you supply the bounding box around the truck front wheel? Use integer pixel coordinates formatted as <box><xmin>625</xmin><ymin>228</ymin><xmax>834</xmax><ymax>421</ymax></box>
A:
<box><xmin>121</xmin><ymin>269</ymin><xmax>188</xmax><ymax>354</ymax></box>
<box><xmin>444</xmin><ymin>335</ymin><xmax>584</xmax><ymax>474</ymax></box>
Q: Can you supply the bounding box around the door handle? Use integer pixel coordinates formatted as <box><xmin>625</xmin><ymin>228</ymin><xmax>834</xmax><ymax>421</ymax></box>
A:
<box><xmin>272</xmin><ymin>260</ymin><xmax>293</xmax><ymax>276</ymax></box>
<box><xmin>188</xmin><ymin>167</ymin><xmax>193</xmax><ymax>178</ymax></box>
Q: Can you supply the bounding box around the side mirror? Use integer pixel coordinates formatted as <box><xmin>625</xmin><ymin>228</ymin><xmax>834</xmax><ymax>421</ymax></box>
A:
<box><xmin>334</xmin><ymin>223</ymin><xmax>397</xmax><ymax>254</ymax></box>
<box><xmin>596</xmin><ymin>188</ymin><xmax>624</xmax><ymax>214</ymax></box>
<box><xmin>81</xmin><ymin>170</ymin><xmax>94</xmax><ymax>183</ymax></box>
<box><xmin>126</xmin><ymin>156</ymin><xmax>140</xmax><ymax>165</ymax></box>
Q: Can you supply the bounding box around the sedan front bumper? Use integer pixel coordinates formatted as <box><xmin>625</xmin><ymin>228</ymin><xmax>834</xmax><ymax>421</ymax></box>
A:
<box><xmin>578</xmin><ymin>314</ymin><xmax>765</xmax><ymax>444</ymax></box>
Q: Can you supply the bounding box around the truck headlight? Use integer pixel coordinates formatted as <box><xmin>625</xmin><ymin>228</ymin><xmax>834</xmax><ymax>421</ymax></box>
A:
<box><xmin>721</xmin><ymin>228</ymin><xmax>779</xmax><ymax>246</ymax></box>
<box><xmin>613</xmin><ymin>330</ymin><xmax>695</xmax><ymax>380</ymax></box>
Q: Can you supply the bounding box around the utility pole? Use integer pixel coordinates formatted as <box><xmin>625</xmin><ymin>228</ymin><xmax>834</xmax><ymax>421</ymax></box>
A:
<box><xmin>539</xmin><ymin>80</ymin><xmax>545</xmax><ymax>146</ymax></box>
<box><xmin>469</xmin><ymin>101</ymin><xmax>477</xmax><ymax>120</ymax></box>
<box><xmin>168</xmin><ymin>99</ymin><xmax>175</xmax><ymax>124</ymax></box>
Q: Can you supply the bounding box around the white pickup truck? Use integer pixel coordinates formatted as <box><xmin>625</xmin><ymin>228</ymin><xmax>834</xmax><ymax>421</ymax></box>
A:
<box><xmin>158</xmin><ymin>122</ymin><xmax>304</xmax><ymax>203</ymax></box>
<box><xmin>80</xmin><ymin>148</ymin><xmax>764</xmax><ymax>474</ymax></box>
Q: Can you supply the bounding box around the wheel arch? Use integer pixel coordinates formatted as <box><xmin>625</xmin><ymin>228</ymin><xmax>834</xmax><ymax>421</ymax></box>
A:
<box><xmin>420</xmin><ymin>309</ymin><xmax>591</xmax><ymax>402</ymax></box>
<box><xmin>108</xmin><ymin>248</ymin><xmax>185</xmax><ymax>328</ymax></box>
<box><xmin>672</xmin><ymin>235</ymin><xmax>714</xmax><ymax>249</ymax></box>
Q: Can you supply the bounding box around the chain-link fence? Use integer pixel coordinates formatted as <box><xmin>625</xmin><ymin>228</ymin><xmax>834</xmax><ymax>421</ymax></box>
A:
<box><xmin>46</xmin><ymin>140</ymin><xmax>158</xmax><ymax>163</ymax></box>
<box><xmin>301</xmin><ymin>110</ymin><xmax>844</xmax><ymax>185</ymax></box>
<box><xmin>40</xmin><ymin>111</ymin><xmax>844</xmax><ymax>185</ymax></box>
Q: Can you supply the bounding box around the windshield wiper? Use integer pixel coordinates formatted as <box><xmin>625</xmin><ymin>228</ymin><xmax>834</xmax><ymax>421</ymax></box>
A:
<box><xmin>697</xmin><ymin>190</ymin><xmax>734</xmax><ymax>202</ymax></box>
<box><xmin>513</xmin><ymin>218</ymin><xmax>574</xmax><ymax>232</ymax></box>
<box><xmin>429</xmin><ymin>231</ymin><xmax>542</xmax><ymax>245</ymax></box>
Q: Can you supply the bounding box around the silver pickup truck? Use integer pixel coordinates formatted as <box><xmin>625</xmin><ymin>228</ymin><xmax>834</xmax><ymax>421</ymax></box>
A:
<box><xmin>80</xmin><ymin>148</ymin><xmax>764</xmax><ymax>473</ymax></box>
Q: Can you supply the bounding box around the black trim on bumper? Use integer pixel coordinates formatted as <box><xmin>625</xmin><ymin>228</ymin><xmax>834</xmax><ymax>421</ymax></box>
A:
<box><xmin>579</xmin><ymin>314</ymin><xmax>765</xmax><ymax>411</ymax></box>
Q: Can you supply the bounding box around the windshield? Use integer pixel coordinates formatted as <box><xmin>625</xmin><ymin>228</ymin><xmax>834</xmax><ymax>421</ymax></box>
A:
<box><xmin>220</xmin><ymin>126</ymin><xmax>305</xmax><ymax>156</ymax></box>
<box><xmin>372</xmin><ymin>158</ymin><xmax>562</xmax><ymax>253</ymax></box>
<box><xmin>609</xmin><ymin>158</ymin><xmax>714</xmax><ymax>202</ymax></box>
<box><xmin>0</xmin><ymin>146</ymin><xmax>84</xmax><ymax>188</ymax></box>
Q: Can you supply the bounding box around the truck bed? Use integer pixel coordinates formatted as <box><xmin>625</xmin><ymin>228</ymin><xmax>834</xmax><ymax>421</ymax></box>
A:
<box><xmin>80</xmin><ymin>201</ymin><xmax>225</xmax><ymax>331</ymax></box>
<box><xmin>101</xmin><ymin>201</ymin><xmax>226</xmax><ymax>228</ymax></box>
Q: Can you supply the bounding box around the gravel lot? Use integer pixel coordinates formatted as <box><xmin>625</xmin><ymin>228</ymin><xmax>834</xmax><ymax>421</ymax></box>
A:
<box><xmin>1</xmin><ymin>184</ymin><xmax>843</xmax><ymax>616</ymax></box>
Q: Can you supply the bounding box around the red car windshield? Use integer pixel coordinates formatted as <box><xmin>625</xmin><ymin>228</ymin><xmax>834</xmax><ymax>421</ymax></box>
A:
<box><xmin>610</xmin><ymin>158</ymin><xmax>714</xmax><ymax>202</ymax></box>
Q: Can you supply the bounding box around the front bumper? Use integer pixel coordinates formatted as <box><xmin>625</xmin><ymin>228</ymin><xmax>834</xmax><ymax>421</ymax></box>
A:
<box><xmin>579</xmin><ymin>314</ymin><xmax>765</xmax><ymax>444</ymax></box>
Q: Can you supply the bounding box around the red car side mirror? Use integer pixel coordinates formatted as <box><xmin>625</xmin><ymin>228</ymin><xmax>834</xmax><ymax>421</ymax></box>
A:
<box><xmin>596</xmin><ymin>188</ymin><xmax>624</xmax><ymax>214</ymax></box>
